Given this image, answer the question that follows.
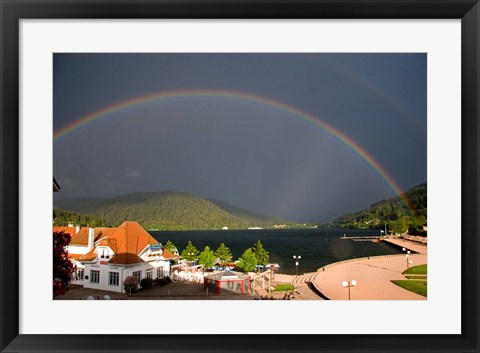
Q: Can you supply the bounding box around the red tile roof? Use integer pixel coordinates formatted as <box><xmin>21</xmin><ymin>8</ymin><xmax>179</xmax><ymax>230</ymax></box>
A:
<box><xmin>53</xmin><ymin>226</ymin><xmax>77</xmax><ymax>237</ymax></box>
<box><xmin>67</xmin><ymin>253</ymin><xmax>85</xmax><ymax>260</ymax></box>
<box><xmin>108</xmin><ymin>253</ymin><xmax>144</xmax><ymax>265</ymax></box>
<box><xmin>78</xmin><ymin>221</ymin><xmax>160</xmax><ymax>265</ymax></box>
<box><xmin>161</xmin><ymin>248</ymin><xmax>180</xmax><ymax>260</ymax></box>
<box><xmin>69</xmin><ymin>227</ymin><xmax>116</xmax><ymax>246</ymax></box>
<box><xmin>78</xmin><ymin>251</ymin><xmax>97</xmax><ymax>261</ymax></box>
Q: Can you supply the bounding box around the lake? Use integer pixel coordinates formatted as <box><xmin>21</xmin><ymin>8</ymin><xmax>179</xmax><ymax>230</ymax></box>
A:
<box><xmin>150</xmin><ymin>228</ymin><xmax>403</xmax><ymax>274</ymax></box>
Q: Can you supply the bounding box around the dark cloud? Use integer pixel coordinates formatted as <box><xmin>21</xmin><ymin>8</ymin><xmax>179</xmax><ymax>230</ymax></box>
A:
<box><xmin>53</xmin><ymin>53</ymin><xmax>426</xmax><ymax>222</ymax></box>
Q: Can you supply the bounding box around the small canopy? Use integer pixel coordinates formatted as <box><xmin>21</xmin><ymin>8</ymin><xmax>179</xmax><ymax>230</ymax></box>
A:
<box><xmin>205</xmin><ymin>270</ymin><xmax>249</xmax><ymax>281</ymax></box>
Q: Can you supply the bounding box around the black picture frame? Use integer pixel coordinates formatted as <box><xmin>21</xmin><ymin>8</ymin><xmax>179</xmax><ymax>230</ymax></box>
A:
<box><xmin>1</xmin><ymin>1</ymin><xmax>479</xmax><ymax>352</ymax></box>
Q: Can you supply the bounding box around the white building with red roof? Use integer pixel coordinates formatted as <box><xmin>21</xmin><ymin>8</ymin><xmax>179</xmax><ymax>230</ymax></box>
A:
<box><xmin>54</xmin><ymin>221</ymin><xmax>180</xmax><ymax>293</ymax></box>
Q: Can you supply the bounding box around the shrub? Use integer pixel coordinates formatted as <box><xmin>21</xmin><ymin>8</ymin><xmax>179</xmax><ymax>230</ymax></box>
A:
<box><xmin>140</xmin><ymin>278</ymin><xmax>154</xmax><ymax>289</ymax></box>
<box><xmin>154</xmin><ymin>277</ymin><xmax>171</xmax><ymax>287</ymax></box>
<box><xmin>123</xmin><ymin>276</ymin><xmax>139</xmax><ymax>295</ymax></box>
<box><xmin>53</xmin><ymin>231</ymin><xmax>75</xmax><ymax>297</ymax></box>
<box><xmin>254</xmin><ymin>292</ymin><xmax>295</xmax><ymax>300</ymax></box>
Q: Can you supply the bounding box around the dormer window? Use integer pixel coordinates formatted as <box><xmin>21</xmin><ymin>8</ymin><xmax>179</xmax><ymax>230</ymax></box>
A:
<box><xmin>99</xmin><ymin>248</ymin><xmax>111</xmax><ymax>259</ymax></box>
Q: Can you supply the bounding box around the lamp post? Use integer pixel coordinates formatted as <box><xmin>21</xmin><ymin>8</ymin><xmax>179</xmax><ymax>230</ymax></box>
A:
<box><xmin>293</xmin><ymin>255</ymin><xmax>301</xmax><ymax>277</ymax></box>
<box><xmin>402</xmin><ymin>248</ymin><xmax>413</xmax><ymax>270</ymax></box>
<box><xmin>342</xmin><ymin>280</ymin><xmax>357</xmax><ymax>300</ymax></box>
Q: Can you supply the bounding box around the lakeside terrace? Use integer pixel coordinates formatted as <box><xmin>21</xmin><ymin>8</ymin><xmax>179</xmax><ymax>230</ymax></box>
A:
<box><xmin>57</xmin><ymin>232</ymin><xmax>427</xmax><ymax>300</ymax></box>
<box><xmin>58</xmin><ymin>252</ymin><xmax>427</xmax><ymax>300</ymax></box>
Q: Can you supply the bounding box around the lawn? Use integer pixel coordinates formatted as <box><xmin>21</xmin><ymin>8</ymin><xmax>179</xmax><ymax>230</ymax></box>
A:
<box><xmin>274</xmin><ymin>284</ymin><xmax>295</xmax><ymax>292</ymax></box>
<box><xmin>391</xmin><ymin>280</ymin><xmax>427</xmax><ymax>297</ymax></box>
<box><xmin>403</xmin><ymin>264</ymin><xmax>427</xmax><ymax>275</ymax></box>
<box><xmin>405</xmin><ymin>275</ymin><xmax>427</xmax><ymax>280</ymax></box>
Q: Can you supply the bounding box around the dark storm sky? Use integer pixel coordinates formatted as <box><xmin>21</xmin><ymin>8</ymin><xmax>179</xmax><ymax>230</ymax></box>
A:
<box><xmin>53</xmin><ymin>53</ymin><xmax>427</xmax><ymax>223</ymax></box>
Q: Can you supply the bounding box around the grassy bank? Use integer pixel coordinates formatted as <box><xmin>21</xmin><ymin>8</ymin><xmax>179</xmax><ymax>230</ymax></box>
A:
<box><xmin>403</xmin><ymin>264</ymin><xmax>427</xmax><ymax>275</ymax></box>
<box><xmin>392</xmin><ymin>280</ymin><xmax>427</xmax><ymax>297</ymax></box>
<box><xmin>392</xmin><ymin>264</ymin><xmax>427</xmax><ymax>296</ymax></box>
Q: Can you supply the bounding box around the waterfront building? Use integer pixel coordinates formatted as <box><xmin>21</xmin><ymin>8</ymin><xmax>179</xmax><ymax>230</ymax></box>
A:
<box><xmin>53</xmin><ymin>221</ymin><xmax>179</xmax><ymax>293</ymax></box>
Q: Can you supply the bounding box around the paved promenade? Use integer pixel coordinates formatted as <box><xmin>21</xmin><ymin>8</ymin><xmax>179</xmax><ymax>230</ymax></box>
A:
<box><xmin>313</xmin><ymin>254</ymin><xmax>427</xmax><ymax>300</ymax></box>
<box><xmin>382</xmin><ymin>237</ymin><xmax>428</xmax><ymax>254</ymax></box>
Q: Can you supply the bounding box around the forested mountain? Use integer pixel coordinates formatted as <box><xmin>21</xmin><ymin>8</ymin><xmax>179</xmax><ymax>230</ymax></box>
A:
<box><xmin>326</xmin><ymin>183</ymin><xmax>427</xmax><ymax>235</ymax></box>
<box><xmin>54</xmin><ymin>191</ymin><xmax>281</xmax><ymax>230</ymax></box>
<box><xmin>53</xmin><ymin>208</ymin><xmax>113</xmax><ymax>228</ymax></box>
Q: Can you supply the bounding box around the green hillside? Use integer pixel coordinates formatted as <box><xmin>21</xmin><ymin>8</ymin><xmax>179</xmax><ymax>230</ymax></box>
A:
<box><xmin>208</xmin><ymin>199</ymin><xmax>281</xmax><ymax>226</ymax></box>
<box><xmin>325</xmin><ymin>183</ymin><xmax>427</xmax><ymax>235</ymax></box>
<box><xmin>53</xmin><ymin>191</ymin><xmax>281</xmax><ymax>230</ymax></box>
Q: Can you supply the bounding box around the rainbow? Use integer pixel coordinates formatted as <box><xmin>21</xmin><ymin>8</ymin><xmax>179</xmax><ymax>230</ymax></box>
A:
<box><xmin>317</xmin><ymin>57</ymin><xmax>425</xmax><ymax>132</ymax></box>
<box><xmin>53</xmin><ymin>88</ymin><xmax>417</xmax><ymax>215</ymax></box>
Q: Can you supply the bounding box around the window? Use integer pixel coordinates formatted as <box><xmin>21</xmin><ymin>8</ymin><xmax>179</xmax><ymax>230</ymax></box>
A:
<box><xmin>132</xmin><ymin>271</ymin><xmax>142</xmax><ymax>281</ymax></box>
<box><xmin>157</xmin><ymin>267</ymin><xmax>164</xmax><ymax>278</ymax></box>
<box><xmin>77</xmin><ymin>269</ymin><xmax>84</xmax><ymax>281</ymax></box>
<box><xmin>109</xmin><ymin>272</ymin><xmax>119</xmax><ymax>286</ymax></box>
<box><xmin>90</xmin><ymin>270</ymin><xmax>100</xmax><ymax>284</ymax></box>
<box><xmin>146</xmin><ymin>269</ymin><xmax>153</xmax><ymax>279</ymax></box>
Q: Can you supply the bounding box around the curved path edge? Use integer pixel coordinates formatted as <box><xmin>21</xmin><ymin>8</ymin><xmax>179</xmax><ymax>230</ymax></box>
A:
<box><xmin>313</xmin><ymin>253</ymin><xmax>427</xmax><ymax>300</ymax></box>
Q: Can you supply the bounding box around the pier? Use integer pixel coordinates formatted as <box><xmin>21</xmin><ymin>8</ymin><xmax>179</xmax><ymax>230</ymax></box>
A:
<box><xmin>340</xmin><ymin>235</ymin><xmax>427</xmax><ymax>253</ymax></box>
<box><xmin>340</xmin><ymin>235</ymin><xmax>381</xmax><ymax>242</ymax></box>
<box><xmin>381</xmin><ymin>237</ymin><xmax>427</xmax><ymax>254</ymax></box>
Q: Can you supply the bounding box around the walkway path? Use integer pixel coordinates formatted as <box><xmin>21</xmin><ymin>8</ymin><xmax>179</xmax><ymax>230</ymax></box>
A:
<box><xmin>257</xmin><ymin>273</ymin><xmax>324</xmax><ymax>300</ymax></box>
<box><xmin>292</xmin><ymin>272</ymin><xmax>318</xmax><ymax>284</ymax></box>
<box><xmin>313</xmin><ymin>254</ymin><xmax>427</xmax><ymax>300</ymax></box>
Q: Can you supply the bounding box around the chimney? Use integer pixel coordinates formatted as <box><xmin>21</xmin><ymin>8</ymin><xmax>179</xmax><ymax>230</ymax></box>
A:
<box><xmin>76</xmin><ymin>226</ymin><xmax>80</xmax><ymax>234</ymax></box>
<box><xmin>68</xmin><ymin>222</ymin><xmax>74</xmax><ymax>227</ymax></box>
<box><xmin>88</xmin><ymin>228</ymin><xmax>95</xmax><ymax>250</ymax></box>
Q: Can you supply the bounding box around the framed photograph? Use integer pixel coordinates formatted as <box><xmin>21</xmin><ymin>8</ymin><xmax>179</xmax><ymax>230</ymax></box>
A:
<box><xmin>1</xmin><ymin>1</ymin><xmax>479</xmax><ymax>352</ymax></box>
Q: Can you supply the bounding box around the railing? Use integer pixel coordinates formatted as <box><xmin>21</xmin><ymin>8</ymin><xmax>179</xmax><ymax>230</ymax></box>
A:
<box><xmin>169</xmin><ymin>270</ymin><xmax>204</xmax><ymax>284</ymax></box>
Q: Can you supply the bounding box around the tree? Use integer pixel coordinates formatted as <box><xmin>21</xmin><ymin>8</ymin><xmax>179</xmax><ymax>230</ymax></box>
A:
<box><xmin>388</xmin><ymin>217</ymin><xmax>408</xmax><ymax>234</ymax></box>
<box><xmin>53</xmin><ymin>231</ymin><xmax>75</xmax><ymax>297</ymax></box>
<box><xmin>214</xmin><ymin>243</ymin><xmax>232</xmax><ymax>268</ymax></box>
<box><xmin>251</xmin><ymin>240</ymin><xmax>269</xmax><ymax>266</ymax></box>
<box><xmin>237</xmin><ymin>248</ymin><xmax>258</xmax><ymax>272</ymax></box>
<box><xmin>164</xmin><ymin>240</ymin><xmax>177</xmax><ymax>254</ymax></box>
<box><xmin>198</xmin><ymin>246</ymin><xmax>216</xmax><ymax>269</ymax></box>
<box><xmin>181</xmin><ymin>240</ymin><xmax>199</xmax><ymax>262</ymax></box>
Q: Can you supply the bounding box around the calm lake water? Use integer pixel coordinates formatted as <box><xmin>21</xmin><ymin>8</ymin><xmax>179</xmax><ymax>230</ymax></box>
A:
<box><xmin>151</xmin><ymin>228</ymin><xmax>402</xmax><ymax>274</ymax></box>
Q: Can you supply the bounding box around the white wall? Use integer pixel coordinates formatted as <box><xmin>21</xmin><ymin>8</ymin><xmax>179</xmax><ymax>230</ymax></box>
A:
<box><xmin>81</xmin><ymin>260</ymin><xmax>171</xmax><ymax>293</ymax></box>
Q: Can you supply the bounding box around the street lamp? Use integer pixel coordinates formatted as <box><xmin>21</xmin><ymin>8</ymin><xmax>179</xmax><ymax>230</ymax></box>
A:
<box><xmin>342</xmin><ymin>280</ymin><xmax>357</xmax><ymax>300</ymax></box>
<box><xmin>187</xmin><ymin>252</ymin><xmax>196</xmax><ymax>266</ymax></box>
<box><xmin>404</xmin><ymin>254</ymin><xmax>413</xmax><ymax>269</ymax></box>
<box><xmin>293</xmin><ymin>255</ymin><xmax>301</xmax><ymax>277</ymax></box>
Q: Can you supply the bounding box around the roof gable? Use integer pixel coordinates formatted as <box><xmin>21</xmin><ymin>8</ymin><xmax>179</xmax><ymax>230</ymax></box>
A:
<box><xmin>69</xmin><ymin>227</ymin><xmax>116</xmax><ymax>246</ymax></box>
<box><xmin>78</xmin><ymin>221</ymin><xmax>160</xmax><ymax>265</ymax></box>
